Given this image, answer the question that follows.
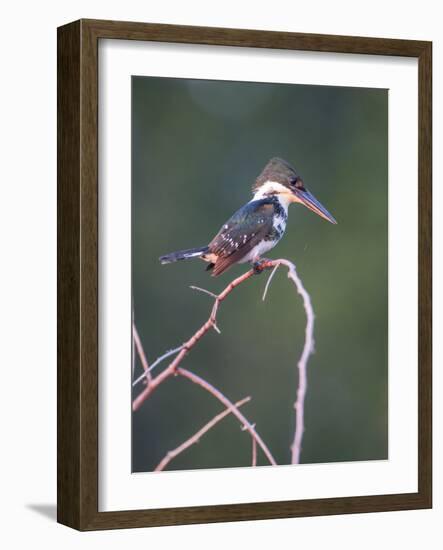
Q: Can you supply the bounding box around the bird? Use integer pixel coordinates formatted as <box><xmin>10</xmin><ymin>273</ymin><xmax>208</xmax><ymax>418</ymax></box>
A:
<box><xmin>159</xmin><ymin>157</ymin><xmax>337</xmax><ymax>277</ymax></box>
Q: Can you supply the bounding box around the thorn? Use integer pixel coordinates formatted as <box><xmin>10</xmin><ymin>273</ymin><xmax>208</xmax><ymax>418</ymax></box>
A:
<box><xmin>241</xmin><ymin>422</ymin><xmax>255</xmax><ymax>431</ymax></box>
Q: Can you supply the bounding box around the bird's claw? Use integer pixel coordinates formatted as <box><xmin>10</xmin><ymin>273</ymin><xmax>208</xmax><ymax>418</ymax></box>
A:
<box><xmin>252</xmin><ymin>259</ymin><xmax>270</xmax><ymax>274</ymax></box>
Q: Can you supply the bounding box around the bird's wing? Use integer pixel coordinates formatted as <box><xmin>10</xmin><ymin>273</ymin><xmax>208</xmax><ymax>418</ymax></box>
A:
<box><xmin>208</xmin><ymin>200</ymin><xmax>274</xmax><ymax>276</ymax></box>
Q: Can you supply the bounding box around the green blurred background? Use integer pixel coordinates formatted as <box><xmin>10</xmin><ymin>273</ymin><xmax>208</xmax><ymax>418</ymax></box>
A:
<box><xmin>131</xmin><ymin>76</ymin><xmax>388</xmax><ymax>472</ymax></box>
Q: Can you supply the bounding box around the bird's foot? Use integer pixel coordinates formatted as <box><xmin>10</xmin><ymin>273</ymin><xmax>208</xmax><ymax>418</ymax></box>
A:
<box><xmin>252</xmin><ymin>258</ymin><xmax>272</xmax><ymax>275</ymax></box>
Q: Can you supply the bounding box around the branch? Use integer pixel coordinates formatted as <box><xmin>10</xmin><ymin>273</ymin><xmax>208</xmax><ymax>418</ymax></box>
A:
<box><xmin>263</xmin><ymin>259</ymin><xmax>315</xmax><ymax>464</ymax></box>
<box><xmin>133</xmin><ymin>324</ymin><xmax>152</xmax><ymax>385</ymax></box>
<box><xmin>177</xmin><ymin>367</ymin><xmax>277</xmax><ymax>466</ymax></box>
<box><xmin>251</xmin><ymin>436</ymin><xmax>257</xmax><ymax>467</ymax></box>
<box><xmin>132</xmin><ymin>345</ymin><xmax>183</xmax><ymax>387</ymax></box>
<box><xmin>132</xmin><ymin>269</ymin><xmax>278</xmax><ymax>466</ymax></box>
<box><xmin>133</xmin><ymin>257</ymin><xmax>315</xmax><ymax>466</ymax></box>
<box><xmin>242</xmin><ymin>422</ymin><xmax>257</xmax><ymax>467</ymax></box>
<box><xmin>154</xmin><ymin>396</ymin><xmax>251</xmax><ymax>472</ymax></box>
<box><xmin>132</xmin><ymin>268</ymin><xmax>257</xmax><ymax>409</ymax></box>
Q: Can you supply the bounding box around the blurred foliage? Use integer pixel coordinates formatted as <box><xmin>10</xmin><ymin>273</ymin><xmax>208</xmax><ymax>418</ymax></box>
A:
<box><xmin>131</xmin><ymin>76</ymin><xmax>388</xmax><ymax>472</ymax></box>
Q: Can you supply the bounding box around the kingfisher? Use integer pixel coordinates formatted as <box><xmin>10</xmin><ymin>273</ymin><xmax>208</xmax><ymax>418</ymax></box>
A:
<box><xmin>159</xmin><ymin>157</ymin><xmax>337</xmax><ymax>277</ymax></box>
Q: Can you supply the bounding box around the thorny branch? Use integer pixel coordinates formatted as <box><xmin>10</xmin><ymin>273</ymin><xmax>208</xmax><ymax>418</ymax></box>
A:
<box><xmin>261</xmin><ymin>259</ymin><xmax>315</xmax><ymax>464</ymax></box>
<box><xmin>154</xmin><ymin>396</ymin><xmax>251</xmax><ymax>472</ymax></box>
<box><xmin>177</xmin><ymin>367</ymin><xmax>277</xmax><ymax>466</ymax></box>
<box><xmin>133</xmin><ymin>258</ymin><xmax>315</xmax><ymax>466</ymax></box>
<box><xmin>132</xmin><ymin>345</ymin><xmax>183</xmax><ymax>386</ymax></box>
<box><xmin>132</xmin><ymin>267</ymin><xmax>258</xmax><ymax>409</ymax></box>
<box><xmin>132</xmin><ymin>323</ymin><xmax>152</xmax><ymax>385</ymax></box>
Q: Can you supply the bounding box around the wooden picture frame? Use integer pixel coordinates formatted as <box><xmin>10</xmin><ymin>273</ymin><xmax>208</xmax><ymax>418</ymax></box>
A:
<box><xmin>57</xmin><ymin>18</ymin><xmax>432</xmax><ymax>530</ymax></box>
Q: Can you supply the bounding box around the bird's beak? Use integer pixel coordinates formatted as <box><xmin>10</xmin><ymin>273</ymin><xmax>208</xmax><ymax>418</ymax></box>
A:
<box><xmin>292</xmin><ymin>188</ymin><xmax>337</xmax><ymax>224</ymax></box>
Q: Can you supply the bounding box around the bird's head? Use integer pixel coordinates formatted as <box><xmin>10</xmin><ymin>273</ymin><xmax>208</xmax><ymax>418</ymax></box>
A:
<box><xmin>252</xmin><ymin>157</ymin><xmax>337</xmax><ymax>224</ymax></box>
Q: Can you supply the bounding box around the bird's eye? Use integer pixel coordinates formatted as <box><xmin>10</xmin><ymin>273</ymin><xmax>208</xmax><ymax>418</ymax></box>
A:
<box><xmin>291</xmin><ymin>177</ymin><xmax>305</xmax><ymax>191</ymax></box>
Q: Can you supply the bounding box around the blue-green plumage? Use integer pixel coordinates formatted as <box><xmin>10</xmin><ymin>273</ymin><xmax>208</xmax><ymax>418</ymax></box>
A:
<box><xmin>205</xmin><ymin>197</ymin><xmax>286</xmax><ymax>276</ymax></box>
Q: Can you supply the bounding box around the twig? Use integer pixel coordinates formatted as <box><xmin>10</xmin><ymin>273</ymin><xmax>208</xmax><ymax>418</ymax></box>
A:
<box><xmin>190</xmin><ymin>285</ymin><xmax>218</xmax><ymax>299</ymax></box>
<box><xmin>132</xmin><ymin>345</ymin><xmax>183</xmax><ymax>387</ymax></box>
<box><xmin>154</xmin><ymin>396</ymin><xmax>251</xmax><ymax>472</ymax></box>
<box><xmin>177</xmin><ymin>367</ymin><xmax>277</xmax><ymax>466</ymax></box>
<box><xmin>262</xmin><ymin>263</ymin><xmax>280</xmax><ymax>301</ymax></box>
<box><xmin>191</xmin><ymin>285</ymin><xmax>223</xmax><ymax>334</ymax></box>
<box><xmin>133</xmin><ymin>324</ymin><xmax>152</xmax><ymax>385</ymax></box>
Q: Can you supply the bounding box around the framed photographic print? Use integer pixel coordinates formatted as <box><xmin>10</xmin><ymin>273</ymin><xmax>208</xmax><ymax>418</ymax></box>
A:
<box><xmin>57</xmin><ymin>19</ymin><xmax>432</xmax><ymax>530</ymax></box>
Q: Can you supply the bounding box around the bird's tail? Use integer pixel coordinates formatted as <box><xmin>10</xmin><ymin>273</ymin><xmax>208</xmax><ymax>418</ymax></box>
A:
<box><xmin>159</xmin><ymin>246</ymin><xmax>209</xmax><ymax>264</ymax></box>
